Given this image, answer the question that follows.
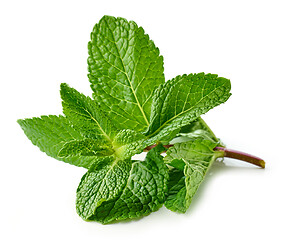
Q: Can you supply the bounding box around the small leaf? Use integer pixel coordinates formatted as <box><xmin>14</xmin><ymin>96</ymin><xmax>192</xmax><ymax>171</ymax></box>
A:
<box><xmin>60</xmin><ymin>83</ymin><xmax>117</xmax><ymax>142</ymax></box>
<box><xmin>179</xmin><ymin>117</ymin><xmax>218</xmax><ymax>140</ymax></box>
<box><xmin>17</xmin><ymin>115</ymin><xmax>97</xmax><ymax>168</ymax></box>
<box><xmin>58</xmin><ymin>139</ymin><xmax>114</xmax><ymax>157</ymax></box>
<box><xmin>165</xmin><ymin>168</ymin><xmax>187</xmax><ymax>213</ymax></box>
<box><xmin>112</xmin><ymin>129</ymin><xmax>147</xmax><ymax>159</ymax></box>
<box><xmin>164</xmin><ymin>138</ymin><xmax>223</xmax><ymax>213</ymax></box>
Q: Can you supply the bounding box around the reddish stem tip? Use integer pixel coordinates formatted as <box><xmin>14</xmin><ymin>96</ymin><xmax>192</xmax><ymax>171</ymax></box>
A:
<box><xmin>214</xmin><ymin>147</ymin><xmax>265</xmax><ymax>168</ymax></box>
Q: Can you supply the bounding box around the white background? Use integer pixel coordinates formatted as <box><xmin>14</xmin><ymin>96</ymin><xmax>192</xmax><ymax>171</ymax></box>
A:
<box><xmin>1</xmin><ymin>0</ymin><xmax>283</xmax><ymax>239</ymax></box>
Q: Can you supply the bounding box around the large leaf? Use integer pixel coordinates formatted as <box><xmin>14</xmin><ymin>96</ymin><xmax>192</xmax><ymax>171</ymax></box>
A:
<box><xmin>76</xmin><ymin>145</ymin><xmax>168</xmax><ymax>224</ymax></box>
<box><xmin>17</xmin><ymin>115</ymin><xmax>97</xmax><ymax>168</ymax></box>
<box><xmin>145</xmin><ymin>73</ymin><xmax>231</xmax><ymax>142</ymax></box>
<box><xmin>164</xmin><ymin>138</ymin><xmax>224</xmax><ymax>213</ymax></box>
<box><xmin>88</xmin><ymin>15</ymin><xmax>165</xmax><ymax>132</ymax></box>
<box><xmin>60</xmin><ymin>83</ymin><xmax>116</xmax><ymax>142</ymax></box>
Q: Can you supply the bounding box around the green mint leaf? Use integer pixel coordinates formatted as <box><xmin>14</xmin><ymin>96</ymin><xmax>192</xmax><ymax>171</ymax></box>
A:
<box><xmin>60</xmin><ymin>83</ymin><xmax>116</xmax><ymax>142</ymax></box>
<box><xmin>113</xmin><ymin>129</ymin><xmax>145</xmax><ymax>145</ymax></box>
<box><xmin>179</xmin><ymin>117</ymin><xmax>218</xmax><ymax>140</ymax></box>
<box><xmin>89</xmin><ymin>145</ymin><xmax>169</xmax><ymax>224</ymax></box>
<box><xmin>145</xmin><ymin>73</ymin><xmax>231</xmax><ymax>142</ymax></box>
<box><xmin>164</xmin><ymin>138</ymin><xmax>223</xmax><ymax>213</ymax></box>
<box><xmin>88</xmin><ymin>15</ymin><xmax>165</xmax><ymax>132</ymax></box>
<box><xmin>76</xmin><ymin>156</ymin><xmax>132</xmax><ymax>220</ymax></box>
<box><xmin>17</xmin><ymin>115</ymin><xmax>97</xmax><ymax>168</ymax></box>
<box><xmin>18</xmin><ymin>15</ymin><xmax>264</xmax><ymax>224</ymax></box>
<box><xmin>112</xmin><ymin>129</ymin><xmax>147</xmax><ymax>159</ymax></box>
<box><xmin>165</xmin><ymin>168</ymin><xmax>187</xmax><ymax>213</ymax></box>
<box><xmin>170</xmin><ymin>118</ymin><xmax>220</xmax><ymax>145</ymax></box>
<box><xmin>58</xmin><ymin>139</ymin><xmax>114</xmax><ymax>157</ymax></box>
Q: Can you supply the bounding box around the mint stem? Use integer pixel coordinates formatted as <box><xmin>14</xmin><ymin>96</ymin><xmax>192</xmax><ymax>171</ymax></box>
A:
<box><xmin>214</xmin><ymin>147</ymin><xmax>265</xmax><ymax>168</ymax></box>
<box><xmin>144</xmin><ymin>145</ymin><xmax>265</xmax><ymax>168</ymax></box>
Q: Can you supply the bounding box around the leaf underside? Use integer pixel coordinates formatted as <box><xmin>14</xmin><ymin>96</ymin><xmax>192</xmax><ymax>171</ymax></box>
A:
<box><xmin>164</xmin><ymin>138</ymin><xmax>221</xmax><ymax>213</ymax></box>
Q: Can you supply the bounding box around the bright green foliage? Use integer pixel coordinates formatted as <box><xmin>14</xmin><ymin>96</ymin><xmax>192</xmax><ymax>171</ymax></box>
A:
<box><xmin>17</xmin><ymin>115</ymin><xmax>98</xmax><ymax>168</ymax></box>
<box><xmin>76</xmin><ymin>156</ymin><xmax>132</xmax><ymax>220</ymax></box>
<box><xmin>170</xmin><ymin>118</ymin><xmax>221</xmax><ymax>145</ymax></box>
<box><xmin>179</xmin><ymin>117</ymin><xmax>218</xmax><ymax>140</ymax></box>
<box><xmin>84</xmin><ymin>145</ymin><xmax>169</xmax><ymax>224</ymax></box>
<box><xmin>58</xmin><ymin>139</ymin><xmax>114</xmax><ymax>157</ymax></box>
<box><xmin>17</xmin><ymin>15</ymin><xmax>233</xmax><ymax>224</ymax></box>
<box><xmin>164</xmin><ymin>138</ymin><xmax>224</xmax><ymax>213</ymax></box>
<box><xmin>145</xmin><ymin>73</ymin><xmax>231</xmax><ymax>141</ymax></box>
<box><xmin>88</xmin><ymin>15</ymin><xmax>165</xmax><ymax>132</ymax></box>
<box><xmin>112</xmin><ymin>129</ymin><xmax>147</xmax><ymax>159</ymax></box>
<box><xmin>60</xmin><ymin>83</ymin><xmax>116</xmax><ymax>142</ymax></box>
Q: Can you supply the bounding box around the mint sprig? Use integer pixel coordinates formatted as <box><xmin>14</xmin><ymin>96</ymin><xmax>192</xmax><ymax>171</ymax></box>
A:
<box><xmin>17</xmin><ymin>15</ymin><xmax>265</xmax><ymax>224</ymax></box>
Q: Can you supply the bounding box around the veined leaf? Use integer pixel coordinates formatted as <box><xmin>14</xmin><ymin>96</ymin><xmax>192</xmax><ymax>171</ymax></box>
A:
<box><xmin>17</xmin><ymin>115</ymin><xmax>97</xmax><ymax>168</ymax></box>
<box><xmin>179</xmin><ymin>117</ymin><xmax>218</xmax><ymax>140</ymax></box>
<box><xmin>88</xmin><ymin>15</ymin><xmax>165</xmax><ymax>132</ymax></box>
<box><xmin>17</xmin><ymin>15</ymin><xmax>256</xmax><ymax>225</ymax></box>
<box><xmin>60</xmin><ymin>83</ymin><xmax>116</xmax><ymax>142</ymax></box>
<box><xmin>76</xmin><ymin>156</ymin><xmax>132</xmax><ymax>220</ymax></box>
<box><xmin>58</xmin><ymin>138</ymin><xmax>114</xmax><ymax>157</ymax></box>
<box><xmin>164</xmin><ymin>138</ymin><xmax>224</xmax><ymax>213</ymax></box>
<box><xmin>87</xmin><ymin>145</ymin><xmax>169</xmax><ymax>224</ymax></box>
<box><xmin>145</xmin><ymin>73</ymin><xmax>231</xmax><ymax>141</ymax></box>
<box><xmin>170</xmin><ymin>118</ymin><xmax>220</xmax><ymax>145</ymax></box>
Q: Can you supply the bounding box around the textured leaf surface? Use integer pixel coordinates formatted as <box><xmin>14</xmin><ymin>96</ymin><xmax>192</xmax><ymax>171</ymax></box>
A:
<box><xmin>76</xmin><ymin>156</ymin><xmax>132</xmax><ymax>220</ymax></box>
<box><xmin>179</xmin><ymin>117</ymin><xmax>218</xmax><ymax>140</ymax></box>
<box><xmin>88</xmin><ymin>15</ymin><xmax>165</xmax><ymax>132</ymax></box>
<box><xmin>165</xmin><ymin>168</ymin><xmax>187</xmax><ymax>213</ymax></box>
<box><xmin>60</xmin><ymin>83</ymin><xmax>116</xmax><ymax>142</ymax></box>
<box><xmin>164</xmin><ymin>139</ymin><xmax>223</xmax><ymax>213</ymax></box>
<box><xmin>91</xmin><ymin>145</ymin><xmax>169</xmax><ymax>224</ymax></box>
<box><xmin>145</xmin><ymin>73</ymin><xmax>231</xmax><ymax>142</ymax></box>
<box><xmin>17</xmin><ymin>115</ymin><xmax>97</xmax><ymax>168</ymax></box>
<box><xmin>112</xmin><ymin>129</ymin><xmax>147</xmax><ymax>159</ymax></box>
<box><xmin>170</xmin><ymin>118</ymin><xmax>220</xmax><ymax>145</ymax></box>
<box><xmin>58</xmin><ymin>139</ymin><xmax>114</xmax><ymax>157</ymax></box>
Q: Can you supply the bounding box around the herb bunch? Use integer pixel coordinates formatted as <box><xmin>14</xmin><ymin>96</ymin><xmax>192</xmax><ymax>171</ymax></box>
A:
<box><xmin>18</xmin><ymin>15</ymin><xmax>265</xmax><ymax>224</ymax></box>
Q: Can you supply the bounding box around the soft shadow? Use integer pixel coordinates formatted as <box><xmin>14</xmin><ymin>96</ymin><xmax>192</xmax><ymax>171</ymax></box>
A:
<box><xmin>184</xmin><ymin>158</ymin><xmax>265</xmax><ymax>215</ymax></box>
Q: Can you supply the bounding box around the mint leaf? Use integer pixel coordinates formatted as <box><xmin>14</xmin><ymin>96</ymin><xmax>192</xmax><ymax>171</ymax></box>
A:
<box><xmin>112</xmin><ymin>129</ymin><xmax>147</xmax><ymax>159</ymax></box>
<box><xmin>88</xmin><ymin>15</ymin><xmax>165</xmax><ymax>132</ymax></box>
<box><xmin>76</xmin><ymin>156</ymin><xmax>132</xmax><ymax>220</ymax></box>
<box><xmin>60</xmin><ymin>83</ymin><xmax>116</xmax><ymax>142</ymax></box>
<box><xmin>58</xmin><ymin>139</ymin><xmax>114</xmax><ymax>157</ymax></box>
<box><xmin>179</xmin><ymin>117</ymin><xmax>218</xmax><ymax>141</ymax></box>
<box><xmin>164</xmin><ymin>138</ymin><xmax>223</xmax><ymax>213</ymax></box>
<box><xmin>165</xmin><ymin>168</ymin><xmax>187</xmax><ymax>213</ymax></box>
<box><xmin>145</xmin><ymin>73</ymin><xmax>231</xmax><ymax>141</ymax></box>
<box><xmin>17</xmin><ymin>115</ymin><xmax>97</xmax><ymax>168</ymax></box>
<box><xmin>170</xmin><ymin>118</ymin><xmax>220</xmax><ymax>145</ymax></box>
<box><xmin>165</xmin><ymin>117</ymin><xmax>219</xmax><ymax>146</ymax></box>
<box><xmin>61</xmin><ymin>83</ymin><xmax>147</xmax><ymax>160</ymax></box>
<box><xmin>17</xmin><ymin>15</ymin><xmax>265</xmax><ymax>224</ymax></box>
<box><xmin>89</xmin><ymin>145</ymin><xmax>169</xmax><ymax>224</ymax></box>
